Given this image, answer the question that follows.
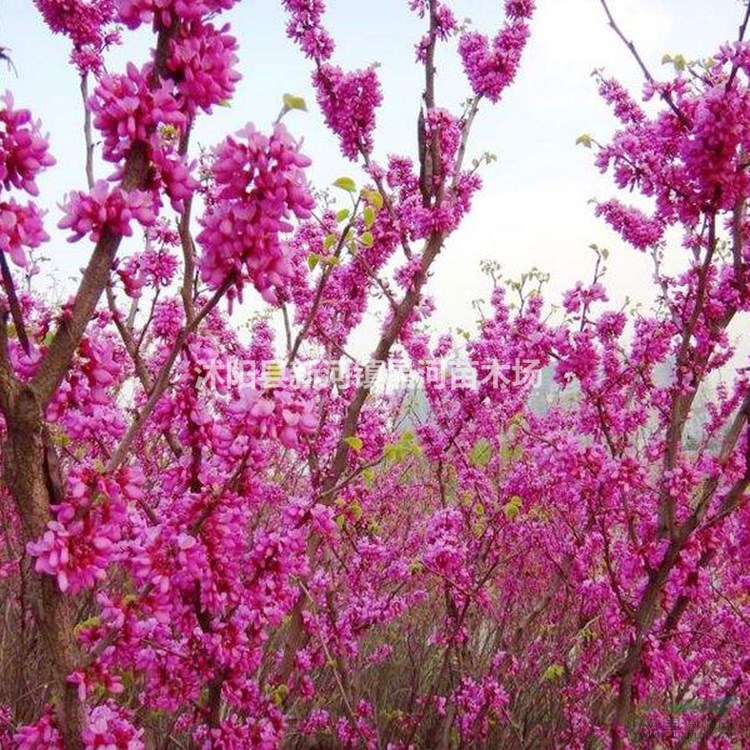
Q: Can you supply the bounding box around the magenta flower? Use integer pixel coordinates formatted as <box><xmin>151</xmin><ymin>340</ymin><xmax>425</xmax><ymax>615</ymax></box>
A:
<box><xmin>0</xmin><ymin>92</ymin><xmax>56</xmax><ymax>197</ymax></box>
<box><xmin>34</xmin><ymin>0</ymin><xmax>119</xmax><ymax>73</ymax></box>
<box><xmin>168</xmin><ymin>21</ymin><xmax>241</xmax><ymax>114</ymax></box>
<box><xmin>0</xmin><ymin>199</ymin><xmax>49</xmax><ymax>267</ymax></box>
<box><xmin>458</xmin><ymin>2</ymin><xmax>534</xmax><ymax>104</ymax></box>
<box><xmin>89</xmin><ymin>63</ymin><xmax>186</xmax><ymax>164</ymax></box>
<box><xmin>197</xmin><ymin>123</ymin><xmax>313</xmax><ymax>304</ymax></box>
<box><xmin>59</xmin><ymin>180</ymin><xmax>157</xmax><ymax>243</ymax></box>
<box><xmin>314</xmin><ymin>64</ymin><xmax>382</xmax><ymax>161</ymax></box>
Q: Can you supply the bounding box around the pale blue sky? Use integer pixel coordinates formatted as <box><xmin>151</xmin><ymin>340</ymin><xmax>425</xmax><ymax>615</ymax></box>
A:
<box><xmin>1</xmin><ymin>0</ymin><xmax>745</xmax><ymax>342</ymax></box>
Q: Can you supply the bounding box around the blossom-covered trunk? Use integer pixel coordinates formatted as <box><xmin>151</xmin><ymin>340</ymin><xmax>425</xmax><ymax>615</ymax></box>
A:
<box><xmin>2</xmin><ymin>386</ymin><xmax>83</xmax><ymax>749</ymax></box>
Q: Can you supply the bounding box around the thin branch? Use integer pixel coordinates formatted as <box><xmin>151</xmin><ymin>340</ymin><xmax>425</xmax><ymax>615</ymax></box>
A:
<box><xmin>105</xmin><ymin>273</ymin><xmax>234</xmax><ymax>472</ymax></box>
<box><xmin>106</xmin><ymin>283</ymin><xmax>183</xmax><ymax>459</ymax></box>
<box><xmin>31</xmin><ymin>23</ymin><xmax>179</xmax><ymax>407</ymax></box>
<box><xmin>80</xmin><ymin>74</ymin><xmax>95</xmax><ymax>190</ymax></box>
<box><xmin>599</xmin><ymin>0</ymin><xmax>691</xmax><ymax>128</ymax></box>
<box><xmin>0</xmin><ymin>249</ymin><xmax>30</xmax><ymax>354</ymax></box>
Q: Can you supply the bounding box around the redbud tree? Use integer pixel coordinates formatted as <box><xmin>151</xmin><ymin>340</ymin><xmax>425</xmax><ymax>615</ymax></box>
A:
<box><xmin>1</xmin><ymin>0</ymin><xmax>750</xmax><ymax>748</ymax></box>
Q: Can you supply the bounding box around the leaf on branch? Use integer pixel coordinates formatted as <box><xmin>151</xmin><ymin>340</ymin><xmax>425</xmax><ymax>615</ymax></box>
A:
<box><xmin>469</xmin><ymin>438</ymin><xmax>492</xmax><ymax>467</ymax></box>
<box><xmin>542</xmin><ymin>663</ymin><xmax>565</xmax><ymax>681</ymax></box>
<box><xmin>282</xmin><ymin>93</ymin><xmax>308</xmax><ymax>111</ymax></box>
<box><xmin>362</xmin><ymin>188</ymin><xmax>384</xmax><ymax>209</ymax></box>
<box><xmin>344</xmin><ymin>435</ymin><xmax>364</xmax><ymax>452</ymax></box>
<box><xmin>503</xmin><ymin>495</ymin><xmax>523</xmax><ymax>520</ymax></box>
<box><xmin>334</xmin><ymin>176</ymin><xmax>357</xmax><ymax>192</ymax></box>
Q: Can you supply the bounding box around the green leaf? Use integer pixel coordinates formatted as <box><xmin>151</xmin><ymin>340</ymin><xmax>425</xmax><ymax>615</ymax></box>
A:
<box><xmin>344</xmin><ymin>436</ymin><xmax>363</xmax><ymax>452</ymax></box>
<box><xmin>74</xmin><ymin>616</ymin><xmax>101</xmax><ymax>636</ymax></box>
<box><xmin>363</xmin><ymin>206</ymin><xmax>375</xmax><ymax>229</ymax></box>
<box><xmin>324</xmin><ymin>233</ymin><xmax>338</xmax><ymax>250</ymax></box>
<box><xmin>501</xmin><ymin>443</ymin><xmax>523</xmax><ymax>462</ymax></box>
<box><xmin>360</xmin><ymin>231</ymin><xmax>374</xmax><ymax>248</ymax></box>
<box><xmin>503</xmin><ymin>495</ymin><xmax>523</xmax><ymax>521</ymax></box>
<box><xmin>469</xmin><ymin>438</ymin><xmax>492</xmax><ymax>467</ymax></box>
<box><xmin>362</xmin><ymin>189</ymin><xmax>384</xmax><ymax>210</ymax></box>
<box><xmin>334</xmin><ymin>176</ymin><xmax>357</xmax><ymax>193</ymax></box>
<box><xmin>282</xmin><ymin>93</ymin><xmax>308</xmax><ymax>111</ymax></box>
<box><xmin>336</xmin><ymin>208</ymin><xmax>351</xmax><ymax>222</ymax></box>
<box><xmin>269</xmin><ymin>683</ymin><xmax>289</xmax><ymax>706</ymax></box>
<box><xmin>384</xmin><ymin>430</ymin><xmax>422</xmax><ymax>462</ymax></box>
<box><xmin>576</xmin><ymin>133</ymin><xmax>593</xmax><ymax>149</ymax></box>
<box><xmin>543</xmin><ymin>664</ymin><xmax>565</xmax><ymax>681</ymax></box>
<box><xmin>307</xmin><ymin>253</ymin><xmax>319</xmax><ymax>271</ymax></box>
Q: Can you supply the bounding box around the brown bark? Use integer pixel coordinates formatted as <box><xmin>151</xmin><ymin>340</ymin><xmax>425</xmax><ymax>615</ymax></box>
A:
<box><xmin>0</xmin><ymin>23</ymin><xmax>177</xmax><ymax>747</ymax></box>
<box><xmin>3</xmin><ymin>385</ymin><xmax>84</xmax><ymax>747</ymax></box>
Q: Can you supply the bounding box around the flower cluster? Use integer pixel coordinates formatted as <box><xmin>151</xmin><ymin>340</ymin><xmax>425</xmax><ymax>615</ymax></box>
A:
<box><xmin>411</xmin><ymin>0</ymin><xmax>458</xmax><ymax>62</ymax></box>
<box><xmin>27</xmin><ymin>466</ymin><xmax>144</xmax><ymax>593</ymax></box>
<box><xmin>595</xmin><ymin>199</ymin><xmax>664</xmax><ymax>250</ymax></box>
<box><xmin>228</xmin><ymin>384</ymin><xmax>317</xmax><ymax>449</ymax></box>
<box><xmin>0</xmin><ymin>93</ymin><xmax>56</xmax><ymax>197</ymax></box>
<box><xmin>116</xmin><ymin>0</ymin><xmax>239</xmax><ymax>30</ymax></box>
<box><xmin>117</xmin><ymin>246</ymin><xmax>179</xmax><ymax>297</ymax></box>
<box><xmin>82</xmin><ymin>704</ymin><xmax>143</xmax><ymax>749</ymax></box>
<box><xmin>13</xmin><ymin>711</ymin><xmax>63</xmax><ymax>750</ymax></box>
<box><xmin>458</xmin><ymin>0</ymin><xmax>535</xmax><ymax>103</ymax></box>
<box><xmin>34</xmin><ymin>0</ymin><xmax>120</xmax><ymax>73</ymax></box>
<box><xmin>282</xmin><ymin>1</ymin><xmax>382</xmax><ymax>162</ymax></box>
<box><xmin>197</xmin><ymin>123</ymin><xmax>314</xmax><ymax>304</ymax></box>
<box><xmin>282</xmin><ymin>0</ymin><xmax>335</xmax><ymax>60</ymax></box>
<box><xmin>0</xmin><ymin>199</ymin><xmax>49</xmax><ymax>267</ymax></box>
<box><xmin>167</xmin><ymin>21</ymin><xmax>241</xmax><ymax>114</ymax></box>
<box><xmin>89</xmin><ymin>63</ymin><xmax>186</xmax><ymax>164</ymax></box>
<box><xmin>0</xmin><ymin>93</ymin><xmax>54</xmax><ymax>268</ymax></box>
<box><xmin>58</xmin><ymin>180</ymin><xmax>156</xmax><ymax>243</ymax></box>
<box><xmin>314</xmin><ymin>64</ymin><xmax>382</xmax><ymax>161</ymax></box>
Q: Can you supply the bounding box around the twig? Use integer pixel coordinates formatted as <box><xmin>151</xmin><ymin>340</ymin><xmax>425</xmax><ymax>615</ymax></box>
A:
<box><xmin>599</xmin><ymin>0</ymin><xmax>691</xmax><ymax>128</ymax></box>
<box><xmin>0</xmin><ymin>250</ymin><xmax>30</xmax><ymax>354</ymax></box>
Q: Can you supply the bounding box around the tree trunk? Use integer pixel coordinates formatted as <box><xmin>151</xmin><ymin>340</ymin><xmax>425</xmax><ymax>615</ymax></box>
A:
<box><xmin>3</xmin><ymin>385</ymin><xmax>83</xmax><ymax>748</ymax></box>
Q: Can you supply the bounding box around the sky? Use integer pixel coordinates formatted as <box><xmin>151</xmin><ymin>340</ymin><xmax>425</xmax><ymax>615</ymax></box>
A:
<box><xmin>1</xmin><ymin>0</ymin><xmax>747</xmax><ymax>351</ymax></box>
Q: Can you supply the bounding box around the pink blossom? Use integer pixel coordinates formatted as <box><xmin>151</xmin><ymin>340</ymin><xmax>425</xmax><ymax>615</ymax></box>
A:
<box><xmin>83</xmin><ymin>704</ymin><xmax>144</xmax><ymax>749</ymax></box>
<box><xmin>13</xmin><ymin>711</ymin><xmax>63</xmax><ymax>749</ymax></box>
<box><xmin>116</xmin><ymin>0</ymin><xmax>239</xmax><ymax>30</ymax></box>
<box><xmin>0</xmin><ymin>91</ymin><xmax>55</xmax><ymax>196</ymax></box>
<box><xmin>458</xmin><ymin>2</ymin><xmax>534</xmax><ymax>103</ymax></box>
<box><xmin>59</xmin><ymin>180</ymin><xmax>157</xmax><ymax>243</ymax></box>
<box><xmin>595</xmin><ymin>199</ymin><xmax>664</xmax><ymax>250</ymax></box>
<box><xmin>314</xmin><ymin>64</ymin><xmax>382</xmax><ymax>160</ymax></box>
<box><xmin>34</xmin><ymin>0</ymin><xmax>120</xmax><ymax>73</ymax></box>
<box><xmin>197</xmin><ymin>123</ymin><xmax>313</xmax><ymax>304</ymax></box>
<box><xmin>281</xmin><ymin>0</ymin><xmax>335</xmax><ymax>60</ymax></box>
<box><xmin>168</xmin><ymin>21</ymin><xmax>241</xmax><ymax>113</ymax></box>
<box><xmin>89</xmin><ymin>63</ymin><xmax>186</xmax><ymax>163</ymax></box>
<box><xmin>0</xmin><ymin>199</ymin><xmax>49</xmax><ymax>267</ymax></box>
